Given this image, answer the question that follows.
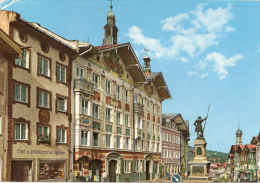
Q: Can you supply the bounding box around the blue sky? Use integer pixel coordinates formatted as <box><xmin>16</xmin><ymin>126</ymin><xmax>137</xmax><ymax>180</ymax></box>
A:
<box><xmin>1</xmin><ymin>0</ymin><xmax>260</xmax><ymax>153</ymax></box>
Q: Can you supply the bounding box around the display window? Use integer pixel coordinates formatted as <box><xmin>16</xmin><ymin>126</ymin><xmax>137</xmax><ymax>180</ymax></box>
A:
<box><xmin>39</xmin><ymin>161</ymin><xmax>66</xmax><ymax>181</ymax></box>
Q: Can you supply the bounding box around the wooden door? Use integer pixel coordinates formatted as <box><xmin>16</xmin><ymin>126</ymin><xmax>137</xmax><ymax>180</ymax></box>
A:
<box><xmin>146</xmin><ymin>161</ymin><xmax>150</xmax><ymax>180</ymax></box>
<box><xmin>109</xmin><ymin>160</ymin><xmax>117</xmax><ymax>182</ymax></box>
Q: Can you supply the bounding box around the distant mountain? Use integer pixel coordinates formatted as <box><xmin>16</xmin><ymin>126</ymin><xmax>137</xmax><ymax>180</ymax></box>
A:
<box><xmin>191</xmin><ymin>147</ymin><xmax>228</xmax><ymax>163</ymax></box>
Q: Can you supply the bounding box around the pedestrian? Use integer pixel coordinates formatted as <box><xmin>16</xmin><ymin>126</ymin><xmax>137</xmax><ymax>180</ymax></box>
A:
<box><xmin>68</xmin><ymin>169</ymin><xmax>76</xmax><ymax>182</ymax></box>
<box><xmin>102</xmin><ymin>170</ymin><xmax>107</xmax><ymax>182</ymax></box>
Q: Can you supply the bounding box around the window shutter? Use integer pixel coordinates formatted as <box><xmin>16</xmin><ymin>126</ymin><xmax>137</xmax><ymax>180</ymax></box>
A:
<box><xmin>15</xmin><ymin>123</ymin><xmax>20</xmax><ymax>139</ymax></box>
<box><xmin>39</xmin><ymin>57</ymin><xmax>42</xmax><ymax>74</ymax></box>
<box><xmin>77</xmin><ymin>67</ymin><xmax>79</xmax><ymax>77</ymax></box>
<box><xmin>22</xmin><ymin>50</ymin><xmax>27</xmax><ymax>67</ymax></box>
<box><xmin>43</xmin><ymin>92</ymin><xmax>48</xmax><ymax>107</ymax></box>
<box><xmin>61</xmin><ymin>67</ymin><xmax>65</xmax><ymax>82</ymax></box>
<box><xmin>38</xmin><ymin>91</ymin><xmax>42</xmax><ymax>106</ymax></box>
<box><xmin>58</xmin><ymin>129</ymin><xmax>61</xmax><ymax>142</ymax></box>
<box><xmin>121</xmin><ymin>159</ymin><xmax>124</xmax><ymax>174</ymax></box>
<box><xmin>38</xmin><ymin>126</ymin><xmax>42</xmax><ymax>135</ymax></box>
<box><xmin>21</xmin><ymin>123</ymin><xmax>26</xmax><ymax>139</ymax></box>
<box><xmin>57</xmin><ymin>65</ymin><xmax>60</xmax><ymax>81</ymax></box>
<box><xmin>15</xmin><ymin>84</ymin><xmax>20</xmax><ymax>101</ymax></box>
<box><xmin>44</xmin><ymin>126</ymin><xmax>48</xmax><ymax>136</ymax></box>
<box><xmin>43</xmin><ymin>59</ymin><xmax>48</xmax><ymax>76</ymax></box>
<box><xmin>81</xmin><ymin>99</ymin><xmax>84</xmax><ymax>114</ymax></box>
<box><xmin>15</xmin><ymin>58</ymin><xmax>20</xmax><ymax>65</ymax></box>
<box><xmin>131</xmin><ymin>160</ymin><xmax>134</xmax><ymax>173</ymax></box>
<box><xmin>85</xmin><ymin>101</ymin><xmax>88</xmax><ymax>114</ymax></box>
<box><xmin>21</xmin><ymin>86</ymin><xmax>27</xmax><ymax>102</ymax></box>
<box><xmin>62</xmin><ymin>129</ymin><xmax>65</xmax><ymax>142</ymax></box>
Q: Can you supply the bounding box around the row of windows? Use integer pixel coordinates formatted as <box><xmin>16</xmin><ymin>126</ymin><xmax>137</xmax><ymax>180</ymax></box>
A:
<box><xmin>14</xmin><ymin>83</ymin><xmax>67</xmax><ymax>112</ymax></box>
<box><xmin>14</xmin><ymin>122</ymin><xmax>67</xmax><ymax>143</ymax></box>
<box><xmin>15</xmin><ymin>50</ymin><xmax>67</xmax><ymax>83</ymax></box>
<box><xmin>162</xmin><ymin>150</ymin><xmax>180</xmax><ymax>159</ymax></box>
<box><xmin>82</xmin><ymin>100</ymin><xmax>160</xmax><ymax>132</ymax></box>
<box><xmin>165</xmin><ymin>122</ymin><xmax>178</xmax><ymax>130</ymax></box>
<box><xmin>77</xmin><ymin>66</ymin><xmax>160</xmax><ymax>114</ymax></box>
<box><xmin>123</xmin><ymin>160</ymin><xmax>144</xmax><ymax>173</ymax></box>
<box><xmin>162</xmin><ymin>132</ymin><xmax>180</xmax><ymax>144</ymax></box>
<box><xmin>135</xmin><ymin>140</ymin><xmax>160</xmax><ymax>152</ymax></box>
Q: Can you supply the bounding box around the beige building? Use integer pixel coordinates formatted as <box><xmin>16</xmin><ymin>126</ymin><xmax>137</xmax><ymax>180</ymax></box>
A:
<box><xmin>0</xmin><ymin>28</ymin><xmax>23</xmax><ymax>182</ymax></box>
<box><xmin>0</xmin><ymin>10</ymin><xmax>77</xmax><ymax>181</ymax></box>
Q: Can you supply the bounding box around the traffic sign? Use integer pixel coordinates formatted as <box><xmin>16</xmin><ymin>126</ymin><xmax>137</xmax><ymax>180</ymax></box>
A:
<box><xmin>171</xmin><ymin>174</ymin><xmax>181</xmax><ymax>182</ymax></box>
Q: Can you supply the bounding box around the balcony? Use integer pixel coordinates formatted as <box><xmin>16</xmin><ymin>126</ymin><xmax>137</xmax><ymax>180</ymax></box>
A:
<box><xmin>134</xmin><ymin>102</ymin><xmax>143</xmax><ymax>115</ymax></box>
<box><xmin>74</xmin><ymin>78</ymin><xmax>94</xmax><ymax>94</ymax></box>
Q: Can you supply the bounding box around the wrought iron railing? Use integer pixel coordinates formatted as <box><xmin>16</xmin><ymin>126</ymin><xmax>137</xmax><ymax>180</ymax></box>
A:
<box><xmin>74</xmin><ymin>78</ymin><xmax>94</xmax><ymax>94</ymax></box>
<box><xmin>134</xmin><ymin>102</ymin><xmax>143</xmax><ymax>115</ymax></box>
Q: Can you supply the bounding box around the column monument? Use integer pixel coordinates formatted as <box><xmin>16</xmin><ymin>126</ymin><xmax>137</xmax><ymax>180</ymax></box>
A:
<box><xmin>188</xmin><ymin>105</ymin><xmax>211</xmax><ymax>181</ymax></box>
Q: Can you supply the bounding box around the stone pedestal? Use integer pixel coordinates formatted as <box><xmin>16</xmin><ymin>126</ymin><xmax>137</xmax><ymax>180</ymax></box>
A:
<box><xmin>188</xmin><ymin>138</ymin><xmax>211</xmax><ymax>181</ymax></box>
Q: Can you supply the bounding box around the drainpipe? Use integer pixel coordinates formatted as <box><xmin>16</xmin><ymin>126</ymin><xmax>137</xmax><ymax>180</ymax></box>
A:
<box><xmin>133</xmin><ymin>85</ymin><xmax>136</xmax><ymax>182</ymax></box>
<box><xmin>79</xmin><ymin>46</ymin><xmax>92</xmax><ymax>56</ymax></box>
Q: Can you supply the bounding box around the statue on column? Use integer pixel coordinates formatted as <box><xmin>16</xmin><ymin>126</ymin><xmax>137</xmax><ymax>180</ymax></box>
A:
<box><xmin>194</xmin><ymin>105</ymin><xmax>210</xmax><ymax>138</ymax></box>
<box><xmin>194</xmin><ymin>116</ymin><xmax>207</xmax><ymax>138</ymax></box>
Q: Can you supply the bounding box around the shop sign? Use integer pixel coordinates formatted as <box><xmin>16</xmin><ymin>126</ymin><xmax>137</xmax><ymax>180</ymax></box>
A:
<box><xmin>16</xmin><ymin>149</ymin><xmax>66</xmax><ymax>155</ymax></box>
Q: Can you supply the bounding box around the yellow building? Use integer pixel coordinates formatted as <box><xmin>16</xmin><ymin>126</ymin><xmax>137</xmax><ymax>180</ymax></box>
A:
<box><xmin>71</xmin><ymin>5</ymin><xmax>171</xmax><ymax>182</ymax></box>
<box><xmin>0</xmin><ymin>10</ymin><xmax>77</xmax><ymax>181</ymax></box>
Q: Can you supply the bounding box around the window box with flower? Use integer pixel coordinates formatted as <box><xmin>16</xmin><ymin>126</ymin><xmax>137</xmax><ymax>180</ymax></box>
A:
<box><xmin>37</xmin><ymin>124</ymin><xmax>51</xmax><ymax>144</ymax></box>
<box><xmin>38</xmin><ymin>134</ymin><xmax>50</xmax><ymax>142</ymax></box>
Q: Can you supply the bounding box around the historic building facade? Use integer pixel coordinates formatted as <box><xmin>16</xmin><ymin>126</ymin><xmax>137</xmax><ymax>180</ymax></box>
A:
<box><xmin>0</xmin><ymin>10</ymin><xmax>77</xmax><ymax>181</ymax></box>
<box><xmin>161</xmin><ymin>114</ymin><xmax>189</xmax><ymax>179</ymax></box>
<box><xmin>0</xmin><ymin>4</ymin><xmax>172</xmax><ymax>182</ymax></box>
<box><xmin>70</xmin><ymin>5</ymin><xmax>171</xmax><ymax>182</ymax></box>
<box><xmin>228</xmin><ymin>127</ymin><xmax>258</xmax><ymax>182</ymax></box>
<box><xmin>0</xmin><ymin>28</ymin><xmax>23</xmax><ymax>182</ymax></box>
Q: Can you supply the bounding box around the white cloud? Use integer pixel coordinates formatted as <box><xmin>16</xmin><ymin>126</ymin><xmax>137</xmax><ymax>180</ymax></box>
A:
<box><xmin>0</xmin><ymin>0</ymin><xmax>20</xmax><ymax>10</ymax></box>
<box><xmin>225</xmin><ymin>26</ymin><xmax>235</xmax><ymax>32</ymax></box>
<box><xmin>161</xmin><ymin>13</ymin><xmax>189</xmax><ymax>32</ymax></box>
<box><xmin>126</xmin><ymin>26</ymin><xmax>169</xmax><ymax>59</ymax></box>
<box><xmin>179</xmin><ymin>57</ymin><xmax>189</xmax><ymax>63</ymax></box>
<box><xmin>197</xmin><ymin>59</ymin><xmax>208</xmax><ymax>69</ymax></box>
<box><xmin>188</xmin><ymin>71</ymin><xmax>199</xmax><ymax>76</ymax></box>
<box><xmin>204</xmin><ymin>52</ymin><xmax>243</xmax><ymax>79</ymax></box>
<box><xmin>170</xmin><ymin>32</ymin><xmax>219</xmax><ymax>58</ymax></box>
<box><xmin>126</xmin><ymin>3</ymin><xmax>240</xmax><ymax>79</ymax></box>
<box><xmin>190</xmin><ymin>3</ymin><xmax>233</xmax><ymax>33</ymax></box>
<box><xmin>188</xmin><ymin>71</ymin><xmax>209</xmax><ymax>78</ymax></box>
<box><xmin>201</xmin><ymin>73</ymin><xmax>209</xmax><ymax>78</ymax></box>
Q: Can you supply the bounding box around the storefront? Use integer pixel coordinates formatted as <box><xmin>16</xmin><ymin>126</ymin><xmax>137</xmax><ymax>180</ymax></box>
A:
<box><xmin>11</xmin><ymin>160</ymin><xmax>33</xmax><ymax>182</ymax></box>
<box><xmin>38</xmin><ymin>160</ymin><xmax>67</xmax><ymax>181</ymax></box>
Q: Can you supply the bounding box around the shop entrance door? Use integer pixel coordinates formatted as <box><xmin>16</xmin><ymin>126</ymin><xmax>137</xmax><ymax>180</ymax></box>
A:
<box><xmin>89</xmin><ymin>160</ymin><xmax>101</xmax><ymax>182</ymax></box>
<box><xmin>109</xmin><ymin>160</ymin><xmax>117</xmax><ymax>182</ymax></box>
<box><xmin>146</xmin><ymin>161</ymin><xmax>150</xmax><ymax>180</ymax></box>
<box><xmin>0</xmin><ymin>158</ymin><xmax>2</xmax><ymax>181</ymax></box>
<box><xmin>11</xmin><ymin>161</ymin><xmax>32</xmax><ymax>181</ymax></box>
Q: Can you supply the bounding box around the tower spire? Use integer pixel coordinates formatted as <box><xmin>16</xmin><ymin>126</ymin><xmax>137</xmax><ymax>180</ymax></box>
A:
<box><xmin>236</xmin><ymin>121</ymin><xmax>242</xmax><ymax>145</ymax></box>
<box><xmin>110</xmin><ymin>0</ymin><xmax>113</xmax><ymax>9</ymax></box>
<box><xmin>103</xmin><ymin>0</ymin><xmax>118</xmax><ymax>46</ymax></box>
<box><xmin>143</xmin><ymin>48</ymin><xmax>151</xmax><ymax>75</ymax></box>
